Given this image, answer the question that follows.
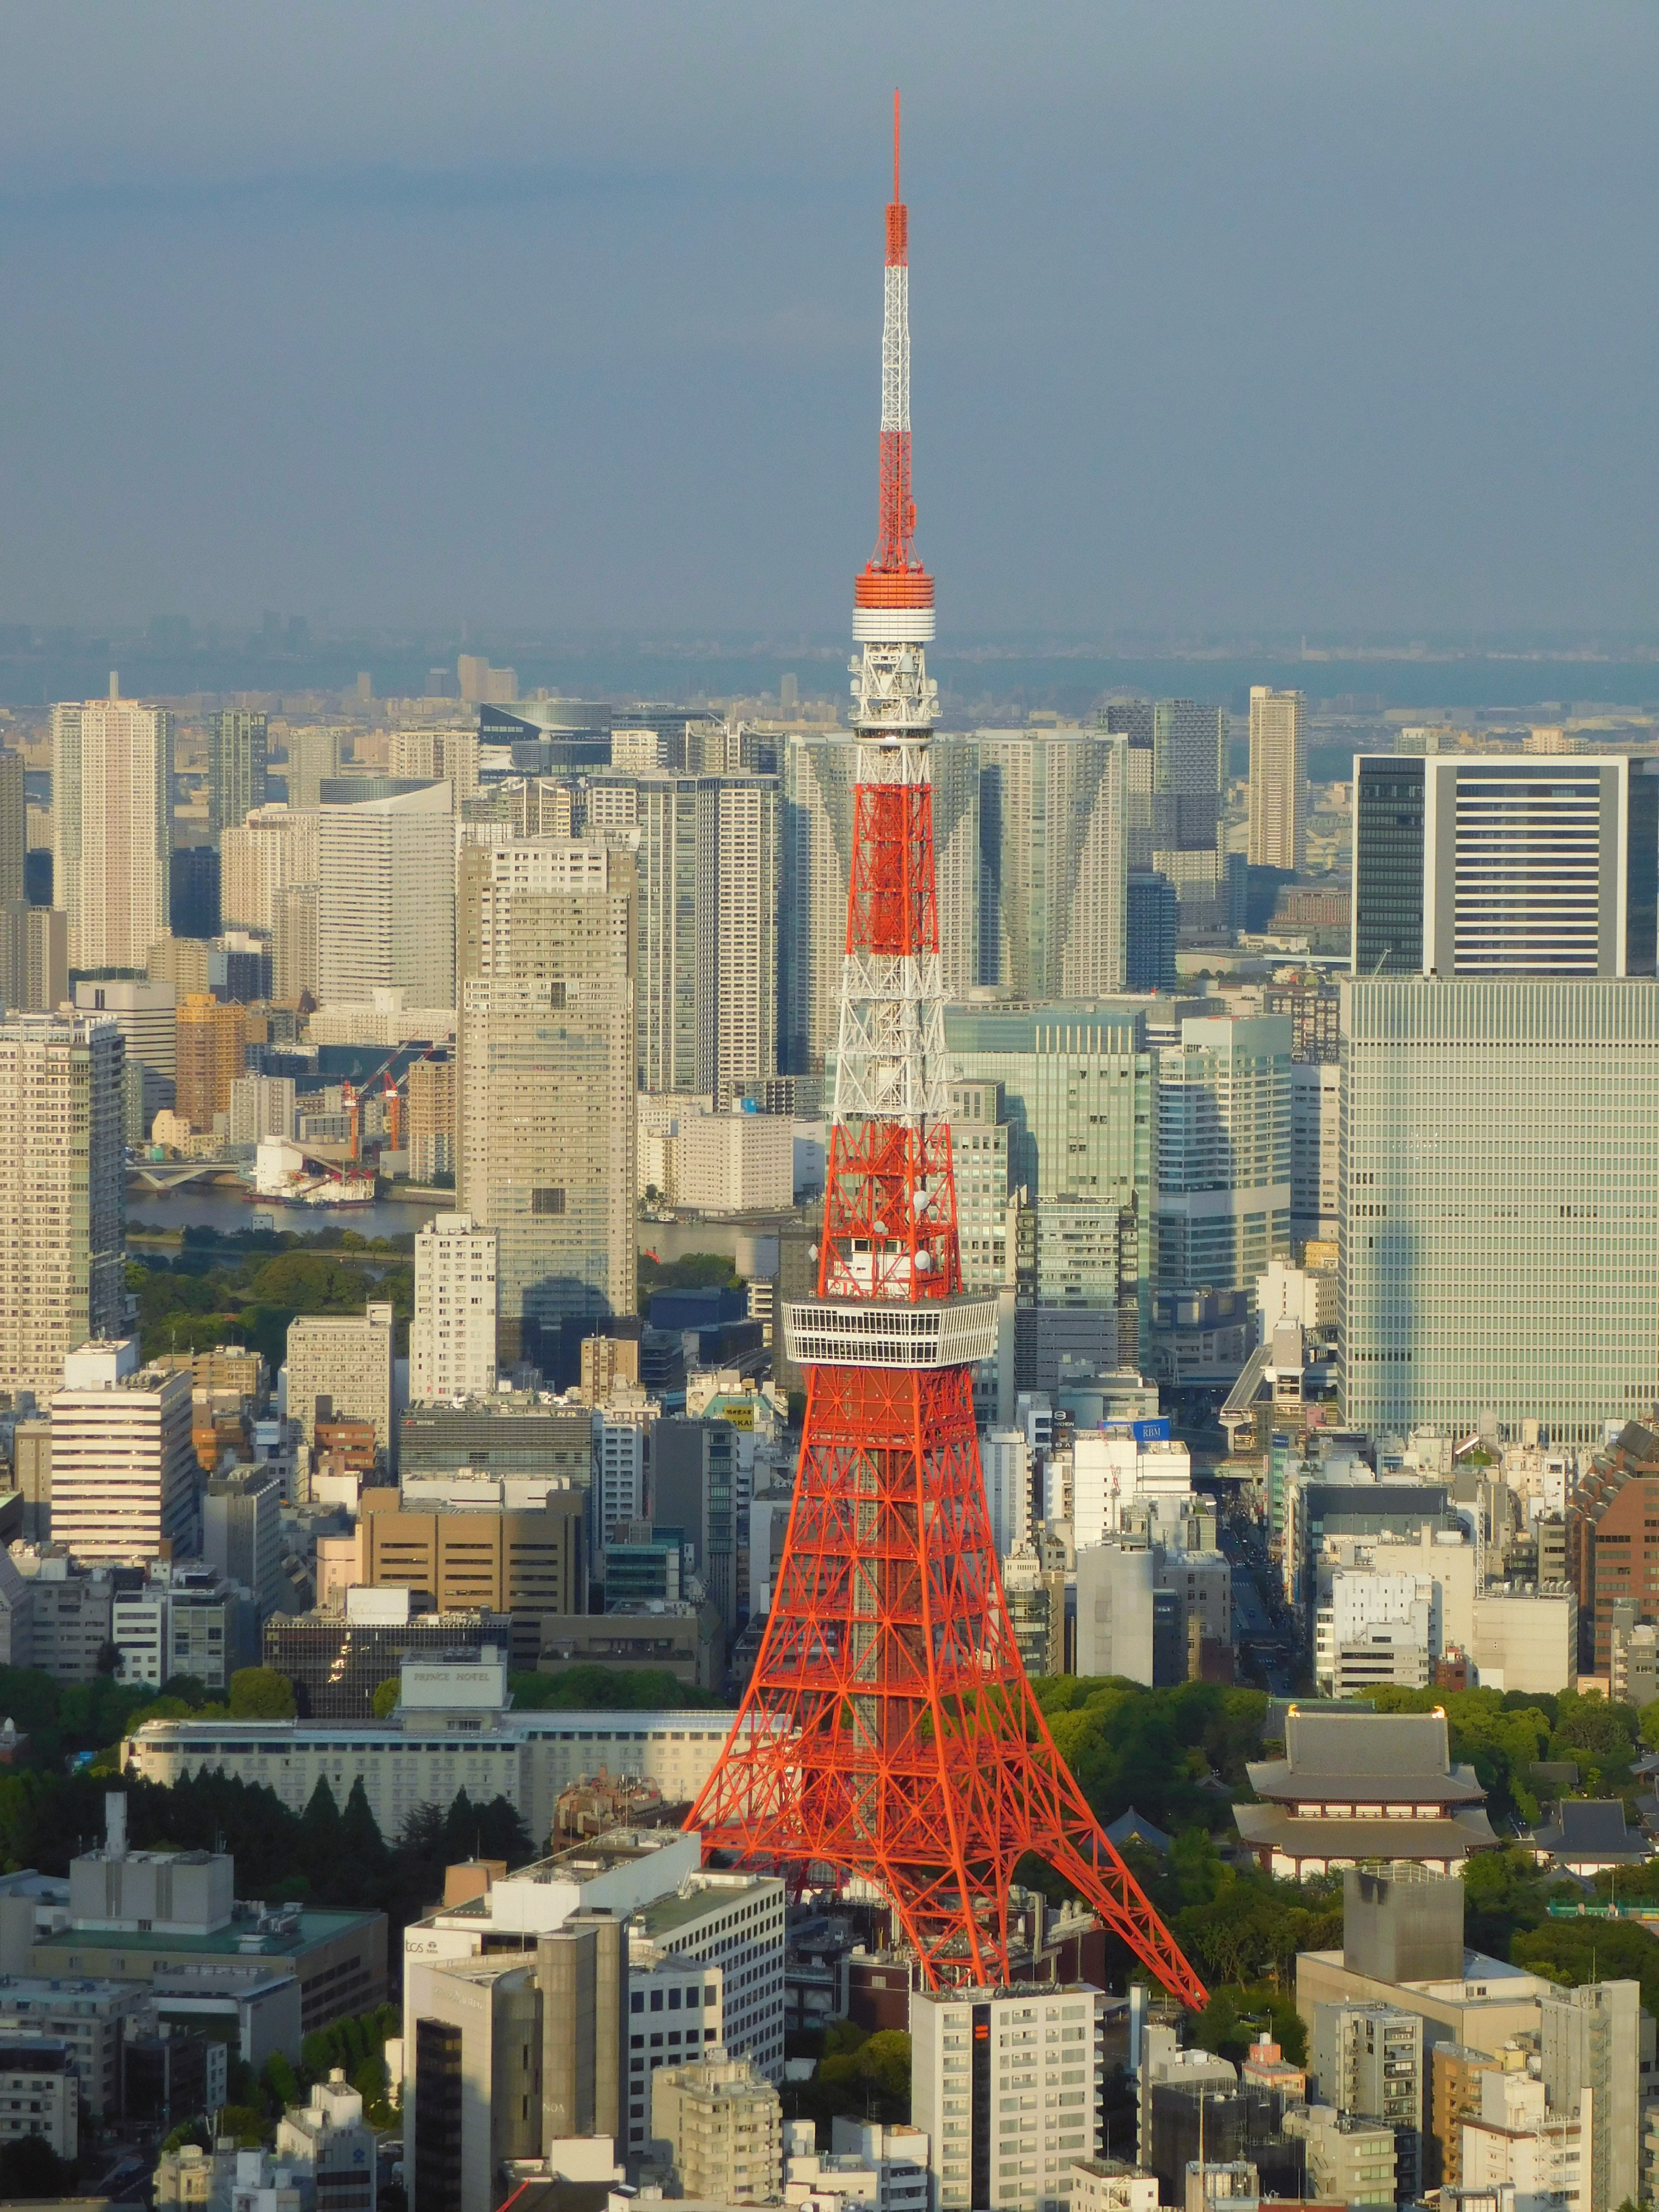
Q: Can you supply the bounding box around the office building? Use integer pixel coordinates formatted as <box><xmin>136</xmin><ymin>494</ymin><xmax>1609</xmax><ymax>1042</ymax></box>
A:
<box><xmin>782</xmin><ymin>730</ymin><xmax>979</xmax><ymax>1072</ymax></box>
<box><xmin>457</xmin><ymin>838</ymin><xmax>636</xmax><ymax>1370</ymax></box>
<box><xmin>911</xmin><ymin>1983</ymin><xmax>1105</xmax><ymax>2212</ymax></box>
<box><xmin>285</xmin><ymin>1304</ymin><xmax>395</xmax><ymax>1459</ymax></box>
<box><xmin>263</xmin><ymin>1605</ymin><xmax>515</xmax><ymax>1719</ymax></box>
<box><xmin>1247</xmin><ymin>687</ymin><xmax>1305</xmax><ymax>872</ymax></box>
<box><xmin>51</xmin><ymin>685</ymin><xmax>173</xmax><ymax>973</ymax></box>
<box><xmin>175</xmin><ymin>993</ymin><xmax>247</xmax><ymax>1132</ymax></box>
<box><xmin>203</xmin><ymin>1467</ymin><xmax>284</xmax><ymax>1616</ymax></box>
<box><xmin>49</xmin><ymin>1339</ymin><xmax>197</xmax><ymax>1564</ymax></box>
<box><xmin>222</xmin><ymin>805</ymin><xmax>320</xmax><ymax>934</ymax></box>
<box><xmin>169</xmin><ymin>845</ymin><xmax>220</xmax><ymax>939</ymax></box>
<box><xmin>651</xmin><ymin>2054</ymin><xmax>781</xmax><ymax>2204</ymax></box>
<box><xmin>1351</xmin><ymin>753</ymin><xmax>1658</xmax><ymax>976</ymax></box>
<box><xmin>652</xmin><ymin>1418</ymin><xmax>738</xmax><ymax>1632</ymax></box>
<box><xmin>411</xmin><ymin>1214</ymin><xmax>498</xmax><ymax>1404</ymax></box>
<box><xmin>317</xmin><ymin>782</ymin><xmax>455</xmax><ymax>1009</ymax></box>
<box><xmin>1539</xmin><ymin>1977</ymin><xmax>1641</xmax><ymax>2212</ymax></box>
<box><xmin>275</xmin><ymin>2070</ymin><xmax>377</xmax><ymax>2212</ymax></box>
<box><xmin>1135</xmin><ymin>698</ymin><xmax>1228</xmax><ymax>927</ymax></box>
<box><xmin>945</xmin><ymin>1002</ymin><xmax>1154</xmax><ymax>1329</ymax></box>
<box><xmin>273</xmin><ymin>881</ymin><xmax>319</xmax><ymax>1003</ymax></box>
<box><xmin>674</xmin><ymin>1108</ymin><xmax>793</xmax><ymax>1213</ymax></box>
<box><xmin>0</xmin><ymin>1013</ymin><xmax>125</xmax><ymax>1399</ymax></box>
<box><xmin>977</xmin><ymin>729</ymin><xmax>1128</xmax><ymax>997</ymax></box>
<box><xmin>1342</xmin><ymin>978</ymin><xmax>1659</xmax><ymax>1440</ymax></box>
<box><xmin>0</xmin><ymin>902</ymin><xmax>68</xmax><ymax>1015</ymax></box>
<box><xmin>111</xmin><ymin>1560</ymin><xmax>259</xmax><ymax>1692</ymax></box>
<box><xmin>399</xmin><ymin>1395</ymin><xmax>593</xmax><ymax>1482</ymax></box>
<box><xmin>73</xmin><ymin>978</ymin><xmax>176</xmax><ymax>1139</ymax></box>
<box><xmin>1290</xmin><ymin>1058</ymin><xmax>1341</xmax><ymax>1246</ymax></box>
<box><xmin>585</xmin><ymin>770</ymin><xmax>779</xmax><ymax>1101</ymax></box>
<box><xmin>1155</xmin><ymin>1014</ymin><xmax>1292</xmax><ymax>1300</ymax></box>
<box><xmin>207</xmin><ymin>709</ymin><xmax>268</xmax><ymax>838</ymax></box>
<box><xmin>1125</xmin><ymin>871</ymin><xmax>1178</xmax><ymax>990</ymax></box>
<box><xmin>359</xmin><ymin>1491</ymin><xmax>585</xmax><ymax>1648</ymax></box>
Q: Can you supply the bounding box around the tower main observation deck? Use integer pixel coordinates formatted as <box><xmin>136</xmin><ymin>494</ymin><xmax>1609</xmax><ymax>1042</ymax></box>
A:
<box><xmin>685</xmin><ymin>98</ymin><xmax>1206</xmax><ymax>2007</ymax></box>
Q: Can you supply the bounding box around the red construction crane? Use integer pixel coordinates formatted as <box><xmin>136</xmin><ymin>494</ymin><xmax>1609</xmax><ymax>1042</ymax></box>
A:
<box><xmin>686</xmin><ymin>99</ymin><xmax>1207</xmax><ymax>2008</ymax></box>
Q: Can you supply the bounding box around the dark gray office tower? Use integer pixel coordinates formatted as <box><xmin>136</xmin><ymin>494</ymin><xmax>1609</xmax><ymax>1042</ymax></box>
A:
<box><xmin>207</xmin><ymin>709</ymin><xmax>268</xmax><ymax>837</ymax></box>
<box><xmin>1352</xmin><ymin>753</ymin><xmax>1658</xmax><ymax>977</ymax></box>
<box><xmin>169</xmin><ymin>846</ymin><xmax>220</xmax><ymax>939</ymax></box>
<box><xmin>1106</xmin><ymin>698</ymin><xmax>1226</xmax><ymax>925</ymax></box>
<box><xmin>1126</xmin><ymin>871</ymin><xmax>1178</xmax><ymax>990</ymax></box>
<box><xmin>651</xmin><ymin>1418</ymin><xmax>737</xmax><ymax>1633</ymax></box>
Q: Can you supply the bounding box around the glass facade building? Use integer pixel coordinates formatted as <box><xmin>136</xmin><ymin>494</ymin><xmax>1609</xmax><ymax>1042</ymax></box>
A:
<box><xmin>1154</xmin><ymin>1014</ymin><xmax>1292</xmax><ymax>1297</ymax></box>
<box><xmin>1341</xmin><ymin>977</ymin><xmax>1659</xmax><ymax>1441</ymax></box>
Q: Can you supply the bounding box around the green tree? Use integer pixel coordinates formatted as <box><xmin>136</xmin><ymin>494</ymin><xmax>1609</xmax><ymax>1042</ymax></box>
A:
<box><xmin>341</xmin><ymin>1777</ymin><xmax>392</xmax><ymax>1898</ymax></box>
<box><xmin>298</xmin><ymin>1777</ymin><xmax>345</xmax><ymax>1889</ymax></box>
<box><xmin>229</xmin><ymin>1667</ymin><xmax>297</xmax><ymax>1719</ymax></box>
<box><xmin>372</xmin><ymin>1677</ymin><xmax>401</xmax><ymax>1719</ymax></box>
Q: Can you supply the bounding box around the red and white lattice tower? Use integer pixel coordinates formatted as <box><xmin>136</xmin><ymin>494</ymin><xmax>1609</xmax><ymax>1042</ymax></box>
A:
<box><xmin>686</xmin><ymin>96</ymin><xmax>1207</xmax><ymax>2006</ymax></box>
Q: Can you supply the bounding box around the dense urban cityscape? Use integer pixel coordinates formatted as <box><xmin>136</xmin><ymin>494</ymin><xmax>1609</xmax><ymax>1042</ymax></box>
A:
<box><xmin>4</xmin><ymin>16</ymin><xmax>1659</xmax><ymax>2212</ymax></box>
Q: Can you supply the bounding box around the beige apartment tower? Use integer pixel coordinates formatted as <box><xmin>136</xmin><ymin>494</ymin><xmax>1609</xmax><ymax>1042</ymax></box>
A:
<box><xmin>52</xmin><ymin>687</ymin><xmax>173</xmax><ymax>972</ymax></box>
<box><xmin>406</xmin><ymin>1056</ymin><xmax>456</xmax><ymax>1182</ymax></box>
<box><xmin>49</xmin><ymin>1339</ymin><xmax>197</xmax><ymax>1564</ymax></box>
<box><xmin>410</xmin><ymin>1213</ymin><xmax>498</xmax><ymax>1404</ymax></box>
<box><xmin>221</xmin><ymin>804</ymin><xmax>319</xmax><ymax>933</ymax></box>
<box><xmin>650</xmin><ymin>2053</ymin><xmax>782</xmax><ymax>2205</ymax></box>
<box><xmin>1248</xmin><ymin>685</ymin><xmax>1307</xmax><ymax>871</ymax></box>
<box><xmin>457</xmin><ymin>837</ymin><xmax>637</xmax><ymax>1371</ymax></box>
<box><xmin>0</xmin><ymin>1014</ymin><xmax>125</xmax><ymax>1400</ymax></box>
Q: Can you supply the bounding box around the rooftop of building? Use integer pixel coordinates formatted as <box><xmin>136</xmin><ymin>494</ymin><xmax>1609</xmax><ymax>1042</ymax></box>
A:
<box><xmin>1247</xmin><ymin>1708</ymin><xmax>1486</xmax><ymax>1805</ymax></box>
<box><xmin>128</xmin><ymin>1706</ymin><xmax>735</xmax><ymax>1744</ymax></box>
<box><xmin>31</xmin><ymin>1905</ymin><xmax>377</xmax><ymax>1963</ymax></box>
<box><xmin>633</xmin><ymin>1872</ymin><xmax>781</xmax><ymax>1941</ymax></box>
<box><xmin>1530</xmin><ymin>1799</ymin><xmax>1651</xmax><ymax>1863</ymax></box>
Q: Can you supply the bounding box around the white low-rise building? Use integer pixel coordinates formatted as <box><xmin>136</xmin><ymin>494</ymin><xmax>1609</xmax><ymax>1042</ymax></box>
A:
<box><xmin>1469</xmin><ymin>1584</ymin><xmax>1578</xmax><ymax>1694</ymax></box>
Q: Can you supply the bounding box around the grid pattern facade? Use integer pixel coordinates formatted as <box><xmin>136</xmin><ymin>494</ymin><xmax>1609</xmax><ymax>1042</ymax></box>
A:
<box><xmin>912</xmin><ymin>1984</ymin><xmax>1105</xmax><ymax>2212</ymax></box>
<box><xmin>1341</xmin><ymin>977</ymin><xmax>1659</xmax><ymax>1440</ymax></box>
<box><xmin>1247</xmin><ymin>687</ymin><xmax>1306</xmax><ymax>872</ymax></box>
<box><xmin>52</xmin><ymin>697</ymin><xmax>173</xmax><ymax>972</ymax></box>
<box><xmin>0</xmin><ymin>1016</ymin><xmax>125</xmax><ymax>1399</ymax></box>
<box><xmin>207</xmin><ymin>709</ymin><xmax>268</xmax><ymax>837</ymax></box>
<box><xmin>1154</xmin><ymin>1015</ymin><xmax>1292</xmax><ymax>1296</ymax></box>
<box><xmin>411</xmin><ymin>1214</ymin><xmax>498</xmax><ymax>1404</ymax></box>
<box><xmin>221</xmin><ymin>804</ymin><xmax>319</xmax><ymax>932</ymax></box>
<box><xmin>317</xmin><ymin>785</ymin><xmax>455</xmax><ymax>1010</ymax></box>
<box><xmin>977</xmin><ymin>732</ymin><xmax>1127</xmax><ymax>998</ymax></box>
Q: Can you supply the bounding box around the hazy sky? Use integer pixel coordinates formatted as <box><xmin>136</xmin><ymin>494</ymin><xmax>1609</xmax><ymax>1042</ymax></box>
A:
<box><xmin>1</xmin><ymin>2</ymin><xmax>1657</xmax><ymax>637</ymax></box>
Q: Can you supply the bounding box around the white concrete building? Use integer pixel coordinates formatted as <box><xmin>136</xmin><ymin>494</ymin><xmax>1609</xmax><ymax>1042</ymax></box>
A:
<box><xmin>1469</xmin><ymin>1586</ymin><xmax>1578</xmax><ymax>1695</ymax></box>
<box><xmin>410</xmin><ymin>1215</ymin><xmax>498</xmax><ymax>1405</ymax></box>
<box><xmin>982</xmin><ymin>1431</ymin><xmax>1032</xmax><ymax>1559</ymax></box>
<box><xmin>305</xmin><ymin>992</ymin><xmax>456</xmax><ymax>1048</ymax></box>
<box><xmin>221</xmin><ymin>804</ymin><xmax>320</xmax><ymax>933</ymax></box>
<box><xmin>1315</xmin><ymin>1570</ymin><xmax>1434</xmax><ymax>1694</ymax></box>
<box><xmin>674</xmin><ymin>1110</ymin><xmax>794</xmax><ymax>1214</ymax></box>
<box><xmin>0</xmin><ymin>1015</ymin><xmax>126</xmax><ymax>1402</ymax></box>
<box><xmin>1074</xmin><ymin>1542</ymin><xmax>1154</xmax><ymax>1683</ymax></box>
<box><xmin>1072</xmin><ymin>1432</ymin><xmax>1192</xmax><ymax>1550</ymax></box>
<box><xmin>73</xmin><ymin>979</ymin><xmax>177</xmax><ymax>1136</ymax></box>
<box><xmin>317</xmin><ymin>781</ymin><xmax>455</xmax><ymax>1010</ymax></box>
<box><xmin>49</xmin><ymin>1340</ymin><xmax>197</xmax><ymax>1565</ymax></box>
<box><xmin>1460</xmin><ymin>2068</ymin><xmax>1585</xmax><ymax>2212</ymax></box>
<box><xmin>911</xmin><ymin>1983</ymin><xmax>1106</xmax><ymax>2212</ymax></box>
<box><xmin>275</xmin><ymin>2068</ymin><xmax>377</xmax><ymax>2212</ymax></box>
<box><xmin>229</xmin><ymin>1074</ymin><xmax>296</xmax><ymax>1147</ymax></box>
<box><xmin>284</xmin><ymin>1304</ymin><xmax>395</xmax><ymax>1458</ymax></box>
<box><xmin>594</xmin><ymin>1407</ymin><xmax>651</xmax><ymax>1544</ymax></box>
<box><xmin>0</xmin><ymin>2039</ymin><xmax>78</xmax><ymax>2160</ymax></box>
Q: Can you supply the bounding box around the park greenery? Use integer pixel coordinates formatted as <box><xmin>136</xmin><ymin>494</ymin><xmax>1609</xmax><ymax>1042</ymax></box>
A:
<box><xmin>635</xmin><ymin>1248</ymin><xmax>741</xmax><ymax>1317</ymax></box>
<box><xmin>160</xmin><ymin>1999</ymin><xmax>404</xmax><ymax>2152</ymax></box>
<box><xmin>124</xmin><ymin>1223</ymin><xmax>415</xmax><ymax>1365</ymax></box>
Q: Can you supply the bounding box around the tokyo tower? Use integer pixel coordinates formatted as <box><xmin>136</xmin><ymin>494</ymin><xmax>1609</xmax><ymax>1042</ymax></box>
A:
<box><xmin>686</xmin><ymin>96</ymin><xmax>1206</xmax><ymax>2008</ymax></box>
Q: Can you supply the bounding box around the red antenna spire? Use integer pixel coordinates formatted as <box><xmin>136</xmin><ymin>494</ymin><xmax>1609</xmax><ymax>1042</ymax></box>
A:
<box><xmin>856</xmin><ymin>87</ymin><xmax>930</xmax><ymax>608</ymax></box>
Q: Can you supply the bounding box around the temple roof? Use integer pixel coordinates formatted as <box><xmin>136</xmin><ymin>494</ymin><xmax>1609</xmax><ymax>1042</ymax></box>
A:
<box><xmin>1234</xmin><ymin>1803</ymin><xmax>1498</xmax><ymax>1861</ymax></box>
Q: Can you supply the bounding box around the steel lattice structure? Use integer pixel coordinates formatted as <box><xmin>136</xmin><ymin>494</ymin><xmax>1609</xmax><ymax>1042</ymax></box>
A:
<box><xmin>685</xmin><ymin>95</ymin><xmax>1207</xmax><ymax>2010</ymax></box>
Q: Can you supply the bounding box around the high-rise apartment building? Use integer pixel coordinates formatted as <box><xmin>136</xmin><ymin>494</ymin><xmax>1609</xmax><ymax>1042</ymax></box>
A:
<box><xmin>650</xmin><ymin>2054</ymin><xmax>782</xmax><ymax>2205</ymax></box>
<box><xmin>228</xmin><ymin>1073</ymin><xmax>295</xmax><ymax>1147</ymax></box>
<box><xmin>51</xmin><ymin>687</ymin><xmax>173</xmax><ymax>972</ymax></box>
<box><xmin>221</xmin><ymin>805</ymin><xmax>320</xmax><ymax>933</ymax></box>
<box><xmin>285</xmin><ymin>1303</ymin><xmax>396</xmax><ymax>1459</ymax></box>
<box><xmin>49</xmin><ymin>1339</ymin><xmax>197</xmax><ymax>1564</ymax></box>
<box><xmin>411</xmin><ymin>1214</ymin><xmax>498</xmax><ymax>1404</ymax></box>
<box><xmin>206</xmin><ymin>710</ymin><xmax>268</xmax><ymax>837</ymax></box>
<box><xmin>281</xmin><ymin>727</ymin><xmax>343</xmax><ymax>810</ymax></box>
<box><xmin>1352</xmin><ymin>753</ymin><xmax>1659</xmax><ymax>977</ymax></box>
<box><xmin>317</xmin><ymin>783</ymin><xmax>455</xmax><ymax>1010</ymax></box>
<box><xmin>1153</xmin><ymin>700</ymin><xmax>1228</xmax><ymax>924</ymax></box>
<box><xmin>1248</xmin><ymin>686</ymin><xmax>1306</xmax><ymax>872</ymax></box>
<box><xmin>1290</xmin><ymin>1058</ymin><xmax>1341</xmax><ymax>1247</ymax></box>
<box><xmin>0</xmin><ymin>905</ymin><xmax>68</xmax><ymax>1016</ymax></box>
<box><xmin>585</xmin><ymin>770</ymin><xmax>779</xmax><ymax>1100</ymax></box>
<box><xmin>910</xmin><ymin>1984</ymin><xmax>1106</xmax><ymax>2212</ymax></box>
<box><xmin>1155</xmin><ymin>1014</ymin><xmax>1292</xmax><ymax>1298</ymax></box>
<box><xmin>406</xmin><ymin>1056</ymin><xmax>455</xmax><ymax>1183</ymax></box>
<box><xmin>1342</xmin><ymin>978</ymin><xmax>1659</xmax><ymax>1441</ymax></box>
<box><xmin>977</xmin><ymin>729</ymin><xmax>1129</xmax><ymax>998</ymax></box>
<box><xmin>457</xmin><ymin>838</ymin><xmax>636</xmax><ymax>1370</ymax></box>
<box><xmin>0</xmin><ymin>750</ymin><xmax>24</xmax><ymax>908</ymax></box>
<box><xmin>272</xmin><ymin>883</ymin><xmax>319</xmax><ymax>1004</ymax></box>
<box><xmin>1539</xmin><ymin>1978</ymin><xmax>1641</xmax><ymax>2212</ymax></box>
<box><xmin>175</xmin><ymin>995</ymin><xmax>247</xmax><ymax>1133</ymax></box>
<box><xmin>72</xmin><ymin>979</ymin><xmax>176</xmax><ymax>1141</ymax></box>
<box><xmin>0</xmin><ymin>1013</ymin><xmax>125</xmax><ymax>1399</ymax></box>
<box><xmin>388</xmin><ymin>729</ymin><xmax>480</xmax><ymax>797</ymax></box>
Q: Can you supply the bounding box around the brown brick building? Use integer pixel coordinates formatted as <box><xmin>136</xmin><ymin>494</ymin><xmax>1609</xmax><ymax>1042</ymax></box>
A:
<box><xmin>1568</xmin><ymin>1420</ymin><xmax>1659</xmax><ymax>1674</ymax></box>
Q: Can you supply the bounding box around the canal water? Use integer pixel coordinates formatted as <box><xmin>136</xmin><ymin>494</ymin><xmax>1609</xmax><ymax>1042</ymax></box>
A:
<box><xmin>125</xmin><ymin>1183</ymin><xmax>445</xmax><ymax>1243</ymax></box>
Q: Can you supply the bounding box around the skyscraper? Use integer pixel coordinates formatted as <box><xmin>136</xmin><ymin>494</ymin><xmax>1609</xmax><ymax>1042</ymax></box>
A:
<box><xmin>272</xmin><ymin>882</ymin><xmax>319</xmax><ymax>1004</ymax></box>
<box><xmin>457</xmin><ymin>837</ymin><xmax>637</xmax><ymax>1371</ymax></box>
<box><xmin>0</xmin><ymin>749</ymin><xmax>24</xmax><ymax>909</ymax></box>
<box><xmin>585</xmin><ymin>769</ymin><xmax>779</xmax><ymax>1100</ymax></box>
<box><xmin>51</xmin><ymin>685</ymin><xmax>173</xmax><ymax>972</ymax></box>
<box><xmin>0</xmin><ymin>1012</ymin><xmax>125</xmax><ymax>1399</ymax></box>
<box><xmin>1155</xmin><ymin>1013</ymin><xmax>1293</xmax><ymax>1299</ymax></box>
<box><xmin>1351</xmin><ymin>753</ymin><xmax>1658</xmax><ymax>977</ymax></box>
<box><xmin>206</xmin><ymin>709</ymin><xmax>268</xmax><ymax>837</ymax></box>
<box><xmin>1247</xmin><ymin>685</ymin><xmax>1306</xmax><ymax>872</ymax></box>
<box><xmin>221</xmin><ymin>804</ymin><xmax>320</xmax><ymax>933</ymax></box>
<box><xmin>175</xmin><ymin>995</ymin><xmax>247</xmax><ymax>1133</ymax></box>
<box><xmin>168</xmin><ymin>846</ymin><xmax>220</xmax><ymax>940</ymax></box>
<box><xmin>72</xmin><ymin>979</ymin><xmax>176</xmax><ymax>1141</ymax></box>
<box><xmin>316</xmin><ymin>782</ymin><xmax>455</xmax><ymax>1009</ymax></box>
<box><xmin>1342</xmin><ymin>977</ymin><xmax>1659</xmax><ymax>1441</ymax></box>
<box><xmin>976</xmin><ymin>729</ymin><xmax>1128</xmax><ymax>998</ymax></box>
<box><xmin>281</xmin><ymin>727</ymin><xmax>342</xmax><ymax>809</ymax></box>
